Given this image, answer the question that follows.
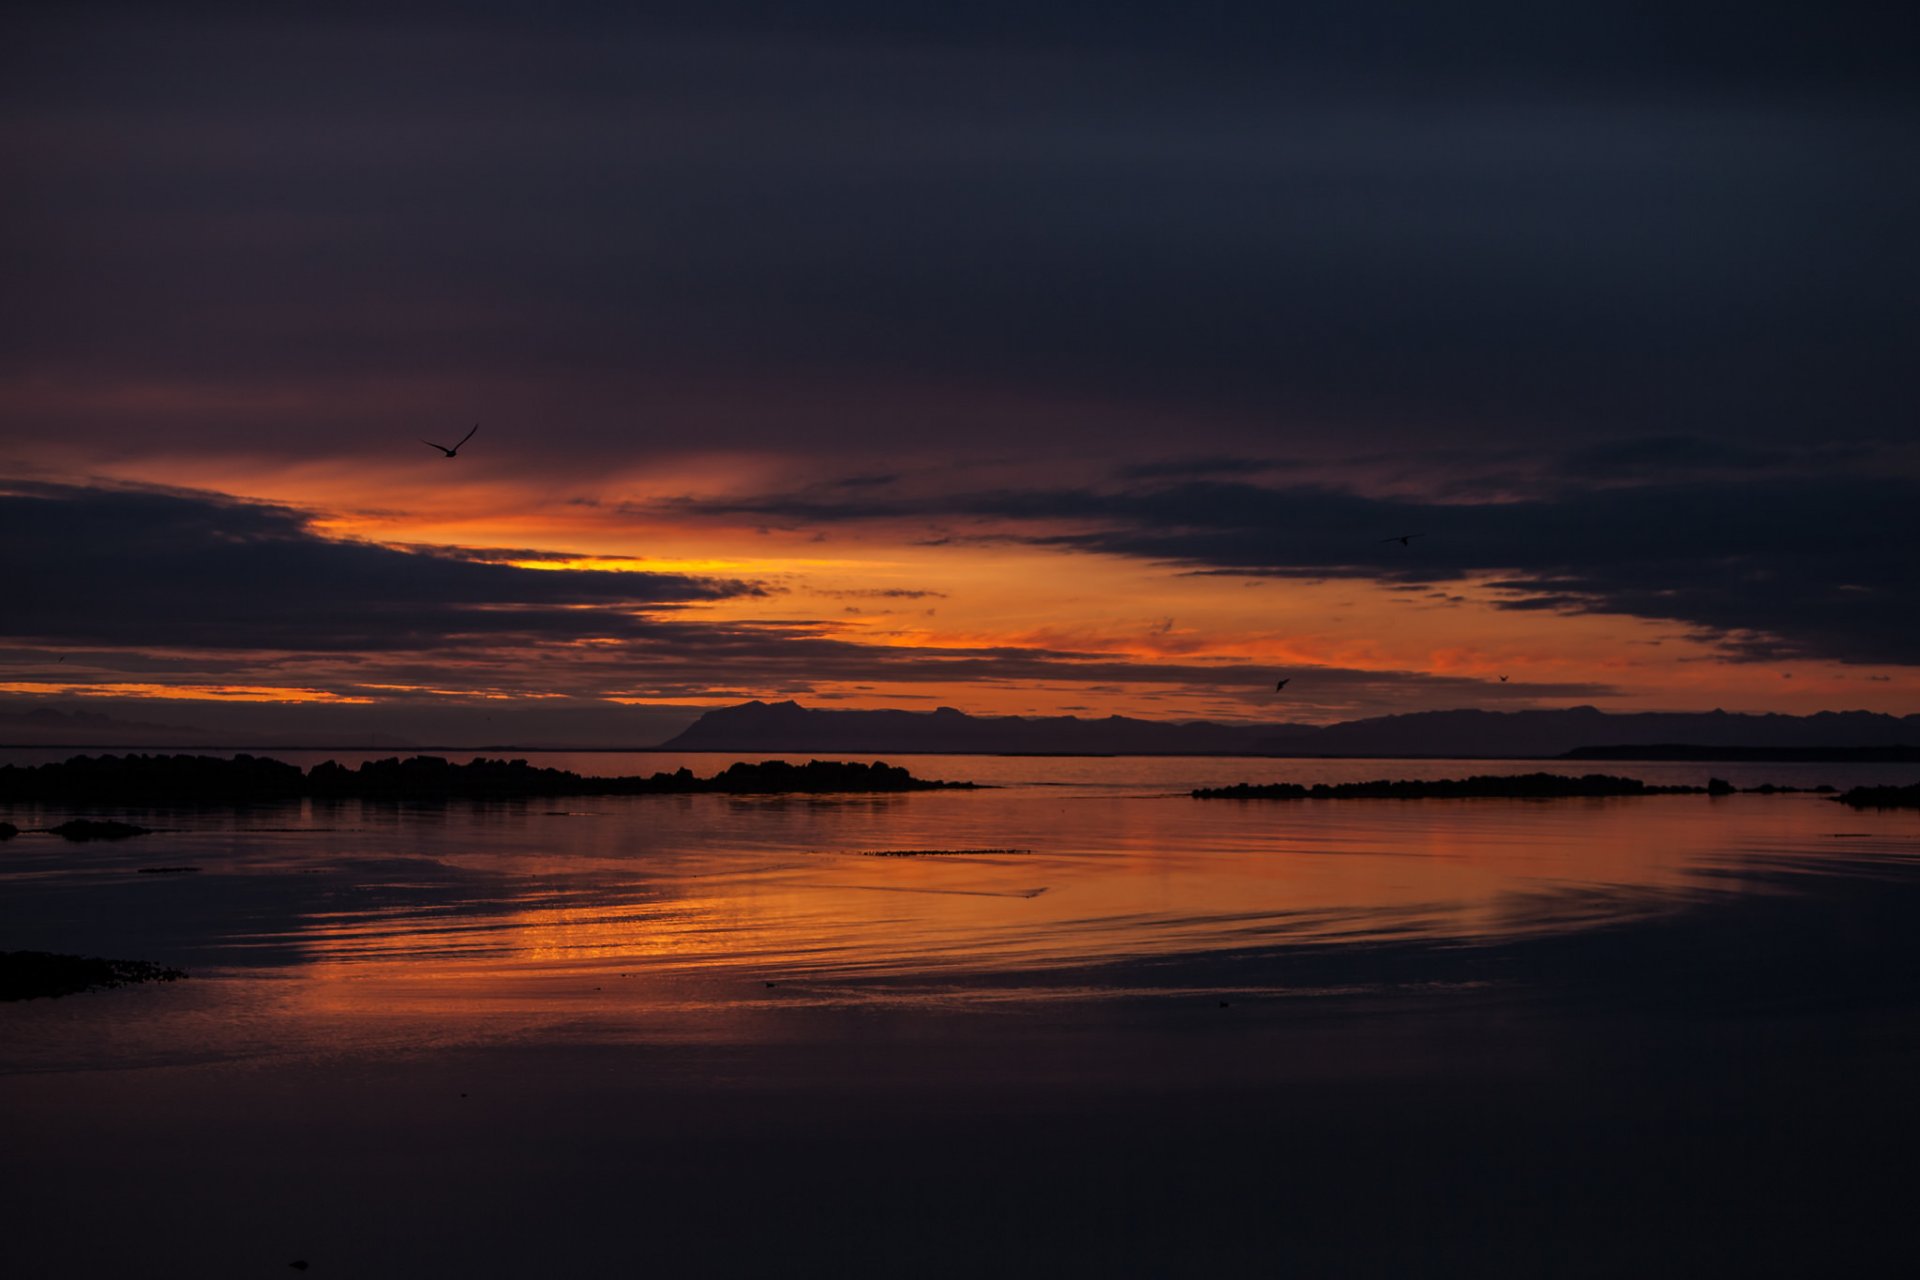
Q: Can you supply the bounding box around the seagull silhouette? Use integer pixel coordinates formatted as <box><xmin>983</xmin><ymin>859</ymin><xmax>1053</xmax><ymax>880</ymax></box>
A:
<box><xmin>421</xmin><ymin>423</ymin><xmax>478</xmax><ymax>457</ymax></box>
<box><xmin>1274</xmin><ymin>678</ymin><xmax>1290</xmax><ymax>691</ymax></box>
<box><xmin>1378</xmin><ymin>533</ymin><xmax>1421</xmax><ymax>546</ymax></box>
<box><xmin>1499</xmin><ymin>675</ymin><xmax>1509</xmax><ymax>682</ymax></box>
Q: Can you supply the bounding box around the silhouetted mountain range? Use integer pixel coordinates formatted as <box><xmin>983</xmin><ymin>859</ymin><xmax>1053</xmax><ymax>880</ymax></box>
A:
<box><xmin>662</xmin><ymin>701</ymin><xmax>1305</xmax><ymax>755</ymax></box>
<box><xmin>0</xmin><ymin>702</ymin><xmax>429</xmax><ymax>751</ymax></box>
<box><xmin>661</xmin><ymin>701</ymin><xmax>1920</xmax><ymax>759</ymax></box>
<box><xmin>0</xmin><ymin>704</ymin><xmax>212</xmax><ymax>746</ymax></box>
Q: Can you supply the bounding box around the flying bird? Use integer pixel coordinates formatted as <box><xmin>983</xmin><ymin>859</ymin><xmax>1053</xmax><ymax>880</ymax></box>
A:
<box><xmin>1378</xmin><ymin>533</ymin><xmax>1421</xmax><ymax>546</ymax></box>
<box><xmin>421</xmin><ymin>423</ymin><xmax>478</xmax><ymax>457</ymax></box>
<box><xmin>1499</xmin><ymin>675</ymin><xmax>1509</xmax><ymax>682</ymax></box>
<box><xmin>1274</xmin><ymin>678</ymin><xmax>1290</xmax><ymax>691</ymax></box>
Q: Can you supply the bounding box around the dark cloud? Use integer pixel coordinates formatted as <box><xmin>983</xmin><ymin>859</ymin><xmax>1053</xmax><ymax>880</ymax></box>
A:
<box><xmin>1116</xmin><ymin>436</ymin><xmax>1881</xmax><ymax>497</ymax></box>
<box><xmin>819</xmin><ymin>588</ymin><xmax>947</xmax><ymax>600</ymax></box>
<box><xmin>3</xmin><ymin>3</ymin><xmax>1914</xmax><ymax>472</ymax></box>
<box><xmin>24</xmin><ymin>3</ymin><xmax>1909</xmax><ymax>91</ymax></box>
<box><xmin>0</xmin><ymin>482</ymin><xmax>1609</xmax><ymax>717</ymax></box>
<box><xmin>1112</xmin><ymin>457</ymin><xmax>1295</xmax><ymax>482</ymax></box>
<box><xmin>1556</xmin><ymin>436</ymin><xmax>1871</xmax><ymax>483</ymax></box>
<box><xmin>0</xmin><ymin>482</ymin><xmax>752</xmax><ymax>651</ymax></box>
<box><xmin>4</xmin><ymin>5</ymin><xmax>1911</xmax><ymax>718</ymax></box>
<box><xmin>673</xmin><ymin>469</ymin><xmax>1920</xmax><ymax>665</ymax></box>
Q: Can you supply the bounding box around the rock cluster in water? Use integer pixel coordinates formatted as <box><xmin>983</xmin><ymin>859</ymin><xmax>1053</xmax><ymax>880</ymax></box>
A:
<box><xmin>1192</xmin><ymin>772</ymin><xmax>1837</xmax><ymax>800</ymax></box>
<box><xmin>0</xmin><ymin>752</ymin><xmax>973</xmax><ymax>804</ymax></box>
<box><xmin>1831</xmin><ymin>784</ymin><xmax>1920</xmax><ymax>809</ymax></box>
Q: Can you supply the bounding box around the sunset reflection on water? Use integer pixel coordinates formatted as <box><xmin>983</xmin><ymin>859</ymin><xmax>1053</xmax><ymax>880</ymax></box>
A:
<box><xmin>270</xmin><ymin>787</ymin><xmax>1880</xmax><ymax>980</ymax></box>
<box><xmin>5</xmin><ymin>754</ymin><xmax>1916</xmax><ymax>1065</ymax></box>
<box><xmin>6</xmin><ymin>749</ymin><xmax>1920</xmax><ymax>1280</ymax></box>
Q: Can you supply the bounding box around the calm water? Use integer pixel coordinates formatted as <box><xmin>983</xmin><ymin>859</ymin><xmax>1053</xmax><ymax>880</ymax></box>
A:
<box><xmin>3</xmin><ymin>751</ymin><xmax>1916</xmax><ymax>1065</ymax></box>
<box><xmin>5</xmin><ymin>752</ymin><xmax>1920</xmax><ymax>1276</ymax></box>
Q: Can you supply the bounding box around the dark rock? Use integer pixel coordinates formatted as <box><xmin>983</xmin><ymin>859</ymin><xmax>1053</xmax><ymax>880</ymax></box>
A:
<box><xmin>1832</xmin><ymin>783</ymin><xmax>1920</xmax><ymax>809</ymax></box>
<box><xmin>1</xmin><ymin>950</ymin><xmax>187</xmax><ymax>1001</ymax></box>
<box><xmin>0</xmin><ymin>820</ymin><xmax>18</xmax><ymax>840</ymax></box>
<box><xmin>1707</xmin><ymin>777</ymin><xmax>1736</xmax><ymax>795</ymax></box>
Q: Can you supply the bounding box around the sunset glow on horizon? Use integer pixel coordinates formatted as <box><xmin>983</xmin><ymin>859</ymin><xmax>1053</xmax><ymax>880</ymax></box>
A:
<box><xmin>4</xmin><ymin>4</ymin><xmax>1914</xmax><ymax>745</ymax></box>
<box><xmin>5</xmin><ymin>454</ymin><xmax>1915</xmax><ymax>741</ymax></box>
<box><xmin>9</xmin><ymin>9</ymin><xmax>1920</xmax><ymax>1278</ymax></box>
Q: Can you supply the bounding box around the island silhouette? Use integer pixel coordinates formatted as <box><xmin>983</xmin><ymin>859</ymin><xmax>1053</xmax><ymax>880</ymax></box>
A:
<box><xmin>1190</xmin><ymin>772</ymin><xmax>1836</xmax><ymax>800</ymax></box>
<box><xmin>0</xmin><ymin>754</ymin><xmax>975</xmax><ymax>805</ymax></box>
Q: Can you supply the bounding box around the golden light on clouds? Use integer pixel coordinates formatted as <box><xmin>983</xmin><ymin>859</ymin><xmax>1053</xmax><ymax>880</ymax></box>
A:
<box><xmin>2</xmin><ymin>438</ymin><xmax>1915</xmax><ymax>727</ymax></box>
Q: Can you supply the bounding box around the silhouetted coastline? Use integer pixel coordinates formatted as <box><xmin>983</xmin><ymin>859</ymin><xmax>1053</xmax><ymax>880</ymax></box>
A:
<box><xmin>1192</xmin><ymin>772</ymin><xmax>1837</xmax><ymax>800</ymax></box>
<box><xmin>0</xmin><ymin>753</ymin><xmax>974</xmax><ymax>805</ymax></box>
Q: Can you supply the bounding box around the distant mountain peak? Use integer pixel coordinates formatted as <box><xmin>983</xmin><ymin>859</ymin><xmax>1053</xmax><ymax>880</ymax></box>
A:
<box><xmin>662</xmin><ymin>700</ymin><xmax>1315</xmax><ymax>755</ymax></box>
<box><xmin>660</xmin><ymin>700</ymin><xmax>1920</xmax><ymax>758</ymax></box>
<box><xmin>0</xmin><ymin>702</ymin><xmax>207</xmax><ymax>743</ymax></box>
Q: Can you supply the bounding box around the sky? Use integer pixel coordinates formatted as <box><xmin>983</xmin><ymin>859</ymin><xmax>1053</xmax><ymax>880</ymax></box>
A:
<box><xmin>3</xmin><ymin>2</ymin><xmax>1917</xmax><ymax>745</ymax></box>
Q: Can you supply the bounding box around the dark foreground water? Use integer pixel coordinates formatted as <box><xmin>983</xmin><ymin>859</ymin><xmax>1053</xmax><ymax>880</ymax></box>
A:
<box><xmin>4</xmin><ymin>753</ymin><xmax>1919</xmax><ymax>1276</ymax></box>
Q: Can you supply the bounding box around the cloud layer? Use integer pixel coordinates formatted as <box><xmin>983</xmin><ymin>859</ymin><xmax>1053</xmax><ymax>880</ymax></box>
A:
<box><xmin>0</xmin><ymin>482</ymin><xmax>751</xmax><ymax>650</ymax></box>
<box><xmin>4</xmin><ymin>5</ymin><xmax>1913</xmax><ymax>729</ymax></box>
<box><xmin>0</xmin><ymin>482</ymin><xmax>1610</xmax><ymax>719</ymax></box>
<box><xmin>672</xmin><ymin>457</ymin><xmax>1920</xmax><ymax>665</ymax></box>
<box><xmin>5</xmin><ymin>2</ymin><xmax>1914</xmax><ymax>473</ymax></box>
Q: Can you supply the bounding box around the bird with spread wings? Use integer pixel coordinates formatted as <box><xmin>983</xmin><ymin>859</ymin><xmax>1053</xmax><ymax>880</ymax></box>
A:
<box><xmin>422</xmin><ymin>424</ymin><xmax>479</xmax><ymax>457</ymax></box>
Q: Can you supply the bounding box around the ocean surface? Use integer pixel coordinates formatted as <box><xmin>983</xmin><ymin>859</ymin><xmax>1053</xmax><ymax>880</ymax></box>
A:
<box><xmin>5</xmin><ymin>751</ymin><xmax>1919</xmax><ymax>1276</ymax></box>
